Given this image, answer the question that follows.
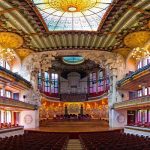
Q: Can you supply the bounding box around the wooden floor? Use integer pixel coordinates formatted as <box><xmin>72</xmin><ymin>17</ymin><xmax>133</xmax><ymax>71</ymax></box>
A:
<box><xmin>27</xmin><ymin>120</ymin><xmax>121</xmax><ymax>133</ymax></box>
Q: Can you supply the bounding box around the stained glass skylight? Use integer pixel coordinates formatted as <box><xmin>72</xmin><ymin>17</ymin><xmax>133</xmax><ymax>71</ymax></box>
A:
<box><xmin>63</xmin><ymin>56</ymin><xmax>84</xmax><ymax>65</ymax></box>
<box><xmin>33</xmin><ymin>0</ymin><xmax>112</xmax><ymax>31</ymax></box>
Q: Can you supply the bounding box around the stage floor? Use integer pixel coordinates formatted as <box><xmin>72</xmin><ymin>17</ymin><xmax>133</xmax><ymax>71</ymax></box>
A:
<box><xmin>27</xmin><ymin>120</ymin><xmax>121</xmax><ymax>133</ymax></box>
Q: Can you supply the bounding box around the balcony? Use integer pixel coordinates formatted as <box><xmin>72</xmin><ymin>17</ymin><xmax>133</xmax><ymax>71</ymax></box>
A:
<box><xmin>0</xmin><ymin>96</ymin><xmax>36</xmax><ymax>110</ymax></box>
<box><xmin>113</xmin><ymin>96</ymin><xmax>150</xmax><ymax>110</ymax></box>
<box><xmin>117</xmin><ymin>64</ymin><xmax>150</xmax><ymax>90</ymax></box>
<box><xmin>0</xmin><ymin>66</ymin><xmax>31</xmax><ymax>88</ymax></box>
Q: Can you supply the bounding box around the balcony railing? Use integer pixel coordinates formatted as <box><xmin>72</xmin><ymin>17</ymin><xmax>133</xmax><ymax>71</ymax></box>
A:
<box><xmin>129</xmin><ymin>92</ymin><xmax>150</xmax><ymax>101</ymax></box>
<box><xmin>0</xmin><ymin>96</ymin><xmax>36</xmax><ymax>110</ymax></box>
<box><xmin>113</xmin><ymin>96</ymin><xmax>150</xmax><ymax>110</ymax></box>
<box><xmin>117</xmin><ymin>63</ymin><xmax>150</xmax><ymax>87</ymax></box>
<box><xmin>0</xmin><ymin>66</ymin><xmax>31</xmax><ymax>87</ymax></box>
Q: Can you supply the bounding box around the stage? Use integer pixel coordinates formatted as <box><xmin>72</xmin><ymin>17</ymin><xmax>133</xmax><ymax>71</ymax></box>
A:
<box><xmin>27</xmin><ymin>120</ymin><xmax>121</xmax><ymax>133</ymax></box>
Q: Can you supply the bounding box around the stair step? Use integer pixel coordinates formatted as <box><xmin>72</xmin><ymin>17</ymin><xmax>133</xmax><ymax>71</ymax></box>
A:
<box><xmin>67</xmin><ymin>139</ymin><xmax>83</xmax><ymax>150</ymax></box>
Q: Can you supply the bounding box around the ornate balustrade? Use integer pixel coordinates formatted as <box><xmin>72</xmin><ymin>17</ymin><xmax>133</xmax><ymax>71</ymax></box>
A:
<box><xmin>0</xmin><ymin>66</ymin><xmax>31</xmax><ymax>87</ymax></box>
<box><xmin>117</xmin><ymin>64</ymin><xmax>150</xmax><ymax>87</ymax></box>
<box><xmin>0</xmin><ymin>96</ymin><xmax>36</xmax><ymax>110</ymax></box>
<box><xmin>113</xmin><ymin>96</ymin><xmax>150</xmax><ymax>110</ymax></box>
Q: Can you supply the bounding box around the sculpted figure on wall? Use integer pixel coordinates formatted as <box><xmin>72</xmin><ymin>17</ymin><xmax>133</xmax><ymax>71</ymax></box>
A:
<box><xmin>80</xmin><ymin>50</ymin><xmax>125</xmax><ymax>80</ymax></box>
<box><xmin>23</xmin><ymin>50</ymin><xmax>125</xmax><ymax>105</ymax></box>
<box><xmin>23</xmin><ymin>51</ymin><xmax>56</xmax><ymax>82</ymax></box>
<box><xmin>25</xmin><ymin>89</ymin><xmax>42</xmax><ymax>106</ymax></box>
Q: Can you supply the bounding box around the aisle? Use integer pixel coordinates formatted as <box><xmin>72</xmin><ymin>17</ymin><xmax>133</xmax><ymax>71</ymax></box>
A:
<box><xmin>67</xmin><ymin>139</ymin><xmax>83</xmax><ymax>150</ymax></box>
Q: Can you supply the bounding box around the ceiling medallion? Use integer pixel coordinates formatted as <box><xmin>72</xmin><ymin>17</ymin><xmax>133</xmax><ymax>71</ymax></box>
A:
<box><xmin>124</xmin><ymin>31</ymin><xmax>150</xmax><ymax>48</ymax></box>
<box><xmin>47</xmin><ymin>0</ymin><xmax>97</xmax><ymax>12</ymax></box>
<box><xmin>15</xmin><ymin>48</ymin><xmax>33</xmax><ymax>60</ymax></box>
<box><xmin>68</xmin><ymin>6</ymin><xmax>77</xmax><ymax>12</ymax></box>
<box><xmin>0</xmin><ymin>32</ymin><xmax>23</xmax><ymax>49</ymax></box>
<box><xmin>113</xmin><ymin>48</ymin><xmax>131</xmax><ymax>59</ymax></box>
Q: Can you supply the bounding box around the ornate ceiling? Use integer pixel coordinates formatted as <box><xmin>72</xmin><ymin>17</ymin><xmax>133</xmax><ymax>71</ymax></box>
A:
<box><xmin>0</xmin><ymin>0</ymin><xmax>149</xmax><ymax>60</ymax></box>
<box><xmin>33</xmin><ymin>0</ymin><xmax>112</xmax><ymax>31</ymax></box>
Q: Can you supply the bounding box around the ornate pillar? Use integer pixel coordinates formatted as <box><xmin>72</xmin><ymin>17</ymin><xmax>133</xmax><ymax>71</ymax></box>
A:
<box><xmin>108</xmin><ymin>67</ymin><xmax>127</xmax><ymax>128</ymax></box>
<box><xmin>96</xmin><ymin>69</ymin><xmax>99</xmax><ymax>94</ymax></box>
<box><xmin>57</xmin><ymin>71</ymin><xmax>61</xmax><ymax>96</ymax></box>
<box><xmin>2</xmin><ymin>84</ymin><xmax>6</xmax><ymax>97</ymax></box>
<box><xmin>30</xmin><ymin>70</ymin><xmax>38</xmax><ymax>91</ymax></box>
<box><xmin>108</xmin><ymin>68</ymin><xmax>117</xmax><ymax>128</ymax></box>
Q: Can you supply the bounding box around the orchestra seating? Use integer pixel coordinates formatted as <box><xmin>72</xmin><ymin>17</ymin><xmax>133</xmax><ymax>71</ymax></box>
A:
<box><xmin>79</xmin><ymin>131</ymin><xmax>150</xmax><ymax>150</ymax></box>
<box><xmin>0</xmin><ymin>123</ymin><xmax>19</xmax><ymax>129</ymax></box>
<box><xmin>54</xmin><ymin>114</ymin><xmax>91</xmax><ymax>120</ymax></box>
<box><xmin>0</xmin><ymin>132</ymin><xmax>69</xmax><ymax>150</ymax></box>
<box><xmin>128</xmin><ymin>122</ymin><xmax>150</xmax><ymax>128</ymax></box>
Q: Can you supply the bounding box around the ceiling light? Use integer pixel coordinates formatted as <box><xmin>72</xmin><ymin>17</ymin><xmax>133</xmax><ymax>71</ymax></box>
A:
<box><xmin>132</xmin><ymin>47</ymin><xmax>150</xmax><ymax>60</ymax></box>
<box><xmin>0</xmin><ymin>48</ymin><xmax>16</xmax><ymax>62</ymax></box>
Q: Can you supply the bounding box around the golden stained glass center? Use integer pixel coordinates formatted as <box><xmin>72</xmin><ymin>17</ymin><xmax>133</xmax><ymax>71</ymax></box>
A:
<box><xmin>48</xmin><ymin>0</ymin><xmax>98</xmax><ymax>12</ymax></box>
<box><xmin>68</xmin><ymin>6</ymin><xmax>77</xmax><ymax>12</ymax></box>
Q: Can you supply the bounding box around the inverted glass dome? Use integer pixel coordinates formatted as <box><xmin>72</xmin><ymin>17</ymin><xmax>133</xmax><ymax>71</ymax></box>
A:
<box><xmin>63</xmin><ymin>56</ymin><xmax>84</xmax><ymax>65</ymax></box>
<box><xmin>33</xmin><ymin>0</ymin><xmax>112</xmax><ymax>31</ymax></box>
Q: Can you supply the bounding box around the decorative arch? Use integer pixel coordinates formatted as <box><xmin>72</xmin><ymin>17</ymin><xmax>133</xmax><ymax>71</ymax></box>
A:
<box><xmin>23</xmin><ymin>50</ymin><xmax>125</xmax><ymax>84</ymax></box>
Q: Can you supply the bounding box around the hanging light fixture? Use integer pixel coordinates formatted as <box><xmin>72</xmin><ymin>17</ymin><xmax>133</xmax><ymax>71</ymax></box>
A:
<box><xmin>131</xmin><ymin>47</ymin><xmax>150</xmax><ymax>60</ymax></box>
<box><xmin>0</xmin><ymin>47</ymin><xmax>16</xmax><ymax>62</ymax></box>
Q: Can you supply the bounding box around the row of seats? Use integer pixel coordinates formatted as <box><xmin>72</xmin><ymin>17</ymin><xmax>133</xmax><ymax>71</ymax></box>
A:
<box><xmin>128</xmin><ymin>122</ymin><xmax>150</xmax><ymax>128</ymax></box>
<box><xmin>0</xmin><ymin>123</ymin><xmax>19</xmax><ymax>129</ymax></box>
<box><xmin>40</xmin><ymin>114</ymin><xmax>91</xmax><ymax>126</ymax></box>
<box><xmin>53</xmin><ymin>114</ymin><xmax>91</xmax><ymax>120</ymax></box>
<box><xmin>0</xmin><ymin>132</ymin><xmax>69</xmax><ymax>150</ymax></box>
<box><xmin>79</xmin><ymin>131</ymin><xmax>150</xmax><ymax>150</ymax></box>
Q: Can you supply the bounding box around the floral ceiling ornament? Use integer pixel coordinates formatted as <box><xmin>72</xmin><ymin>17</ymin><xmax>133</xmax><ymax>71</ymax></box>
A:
<box><xmin>0</xmin><ymin>32</ymin><xmax>24</xmax><ymax>49</ymax></box>
<box><xmin>23</xmin><ymin>51</ymin><xmax>57</xmax><ymax>78</ymax></box>
<box><xmin>15</xmin><ymin>48</ymin><xmax>33</xmax><ymax>60</ymax></box>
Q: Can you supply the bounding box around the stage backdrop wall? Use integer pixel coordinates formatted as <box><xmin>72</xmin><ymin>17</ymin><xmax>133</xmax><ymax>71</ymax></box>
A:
<box><xmin>40</xmin><ymin>98</ymin><xmax>108</xmax><ymax>119</ymax></box>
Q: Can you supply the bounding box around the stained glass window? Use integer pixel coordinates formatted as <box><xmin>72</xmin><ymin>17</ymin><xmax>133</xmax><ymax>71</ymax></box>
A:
<box><xmin>33</xmin><ymin>0</ymin><xmax>112</xmax><ymax>31</ymax></box>
<box><xmin>0</xmin><ymin>59</ymin><xmax>10</xmax><ymax>70</ymax></box>
<box><xmin>38</xmin><ymin>72</ymin><xmax>59</xmax><ymax>95</ymax></box>
<box><xmin>89</xmin><ymin>72</ymin><xmax>97</xmax><ymax>93</ymax></box>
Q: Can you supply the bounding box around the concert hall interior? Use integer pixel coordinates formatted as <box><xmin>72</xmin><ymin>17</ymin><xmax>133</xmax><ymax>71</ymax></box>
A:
<box><xmin>0</xmin><ymin>0</ymin><xmax>150</xmax><ymax>150</ymax></box>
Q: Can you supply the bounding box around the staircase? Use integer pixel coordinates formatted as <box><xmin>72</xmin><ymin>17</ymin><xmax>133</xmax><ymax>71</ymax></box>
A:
<box><xmin>67</xmin><ymin>139</ymin><xmax>83</xmax><ymax>150</ymax></box>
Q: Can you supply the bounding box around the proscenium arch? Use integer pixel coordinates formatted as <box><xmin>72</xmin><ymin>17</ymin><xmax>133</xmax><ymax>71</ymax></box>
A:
<box><xmin>22</xmin><ymin>50</ymin><xmax>125</xmax><ymax>120</ymax></box>
<box><xmin>23</xmin><ymin>50</ymin><xmax>126</xmax><ymax>82</ymax></box>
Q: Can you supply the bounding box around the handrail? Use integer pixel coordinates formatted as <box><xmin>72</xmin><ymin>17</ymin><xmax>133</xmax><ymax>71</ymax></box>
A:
<box><xmin>0</xmin><ymin>66</ymin><xmax>31</xmax><ymax>87</ymax></box>
<box><xmin>128</xmin><ymin>93</ymin><xmax>150</xmax><ymax>101</ymax></box>
<box><xmin>117</xmin><ymin>64</ymin><xmax>150</xmax><ymax>86</ymax></box>
<box><xmin>0</xmin><ymin>96</ymin><xmax>36</xmax><ymax>110</ymax></box>
<box><xmin>113</xmin><ymin>96</ymin><xmax>150</xmax><ymax>109</ymax></box>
